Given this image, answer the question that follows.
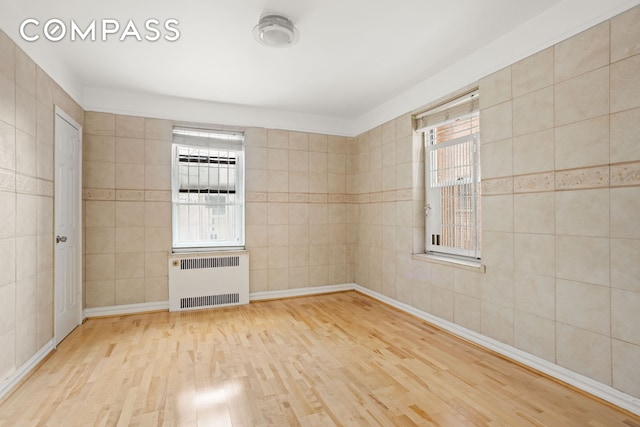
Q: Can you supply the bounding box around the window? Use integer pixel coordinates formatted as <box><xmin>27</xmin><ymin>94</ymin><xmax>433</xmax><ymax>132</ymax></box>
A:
<box><xmin>172</xmin><ymin>127</ymin><xmax>245</xmax><ymax>250</ymax></box>
<box><xmin>417</xmin><ymin>90</ymin><xmax>481</xmax><ymax>259</ymax></box>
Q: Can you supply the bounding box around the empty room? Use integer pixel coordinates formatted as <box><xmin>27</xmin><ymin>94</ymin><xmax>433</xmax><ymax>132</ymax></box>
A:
<box><xmin>0</xmin><ymin>0</ymin><xmax>639</xmax><ymax>425</ymax></box>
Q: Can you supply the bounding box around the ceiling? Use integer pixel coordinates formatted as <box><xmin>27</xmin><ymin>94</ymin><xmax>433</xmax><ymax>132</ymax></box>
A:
<box><xmin>0</xmin><ymin>0</ymin><xmax>637</xmax><ymax>135</ymax></box>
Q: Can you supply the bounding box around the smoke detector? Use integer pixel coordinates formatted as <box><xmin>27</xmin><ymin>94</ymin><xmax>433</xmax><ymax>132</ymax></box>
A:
<box><xmin>253</xmin><ymin>13</ymin><xmax>299</xmax><ymax>48</ymax></box>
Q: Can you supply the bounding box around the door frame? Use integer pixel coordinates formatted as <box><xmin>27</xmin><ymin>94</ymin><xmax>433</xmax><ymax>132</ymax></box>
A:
<box><xmin>54</xmin><ymin>106</ymin><xmax>83</xmax><ymax>347</ymax></box>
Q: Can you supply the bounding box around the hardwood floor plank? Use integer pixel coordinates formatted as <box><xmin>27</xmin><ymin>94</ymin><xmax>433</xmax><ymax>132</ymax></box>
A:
<box><xmin>1</xmin><ymin>291</ymin><xmax>639</xmax><ymax>426</ymax></box>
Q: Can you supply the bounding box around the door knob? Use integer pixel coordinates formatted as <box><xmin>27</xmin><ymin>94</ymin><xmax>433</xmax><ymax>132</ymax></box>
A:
<box><xmin>56</xmin><ymin>235</ymin><xmax>68</xmax><ymax>243</ymax></box>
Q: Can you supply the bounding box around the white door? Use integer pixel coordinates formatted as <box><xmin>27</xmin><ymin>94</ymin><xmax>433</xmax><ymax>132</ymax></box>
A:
<box><xmin>54</xmin><ymin>107</ymin><xmax>82</xmax><ymax>346</ymax></box>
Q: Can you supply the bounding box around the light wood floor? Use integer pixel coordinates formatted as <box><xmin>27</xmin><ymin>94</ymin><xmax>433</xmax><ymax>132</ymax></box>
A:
<box><xmin>1</xmin><ymin>292</ymin><xmax>639</xmax><ymax>426</ymax></box>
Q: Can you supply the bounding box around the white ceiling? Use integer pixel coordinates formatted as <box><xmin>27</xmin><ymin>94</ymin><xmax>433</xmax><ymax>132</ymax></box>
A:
<box><xmin>1</xmin><ymin>0</ymin><xmax>638</xmax><ymax>135</ymax></box>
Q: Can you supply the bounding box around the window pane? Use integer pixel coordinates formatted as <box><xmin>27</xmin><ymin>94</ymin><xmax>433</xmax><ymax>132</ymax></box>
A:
<box><xmin>172</xmin><ymin>130</ymin><xmax>244</xmax><ymax>249</ymax></box>
<box><xmin>425</xmin><ymin>111</ymin><xmax>481</xmax><ymax>259</ymax></box>
<box><xmin>177</xmin><ymin>149</ymin><xmax>237</xmax><ymax>193</ymax></box>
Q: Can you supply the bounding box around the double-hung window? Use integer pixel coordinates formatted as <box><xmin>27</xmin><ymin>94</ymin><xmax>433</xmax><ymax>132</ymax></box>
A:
<box><xmin>416</xmin><ymin>90</ymin><xmax>481</xmax><ymax>260</ymax></box>
<box><xmin>171</xmin><ymin>127</ymin><xmax>245</xmax><ymax>250</ymax></box>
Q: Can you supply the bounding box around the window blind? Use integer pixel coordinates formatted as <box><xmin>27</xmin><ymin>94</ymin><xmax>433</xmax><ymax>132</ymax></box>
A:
<box><xmin>172</xmin><ymin>127</ymin><xmax>244</xmax><ymax>150</ymax></box>
<box><xmin>414</xmin><ymin>89</ymin><xmax>479</xmax><ymax>131</ymax></box>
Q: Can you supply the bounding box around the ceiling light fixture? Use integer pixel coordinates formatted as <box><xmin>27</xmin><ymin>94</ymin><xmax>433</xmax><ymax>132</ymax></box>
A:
<box><xmin>253</xmin><ymin>13</ymin><xmax>299</xmax><ymax>48</ymax></box>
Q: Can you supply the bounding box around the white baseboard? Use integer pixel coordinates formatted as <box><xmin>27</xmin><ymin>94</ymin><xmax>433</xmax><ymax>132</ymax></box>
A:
<box><xmin>83</xmin><ymin>285</ymin><xmax>355</xmax><ymax>318</ymax></box>
<box><xmin>0</xmin><ymin>339</ymin><xmax>55</xmax><ymax>401</ymax></box>
<box><xmin>84</xmin><ymin>301</ymin><xmax>169</xmax><ymax>318</ymax></box>
<box><xmin>82</xmin><ymin>284</ymin><xmax>356</xmax><ymax>318</ymax></box>
<box><xmin>352</xmin><ymin>284</ymin><xmax>640</xmax><ymax>416</ymax></box>
<box><xmin>250</xmin><ymin>283</ymin><xmax>355</xmax><ymax>301</ymax></box>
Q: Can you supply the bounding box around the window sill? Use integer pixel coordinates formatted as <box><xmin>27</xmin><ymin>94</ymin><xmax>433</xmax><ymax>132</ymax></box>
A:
<box><xmin>171</xmin><ymin>247</ymin><xmax>246</xmax><ymax>255</ymax></box>
<box><xmin>412</xmin><ymin>253</ymin><xmax>485</xmax><ymax>273</ymax></box>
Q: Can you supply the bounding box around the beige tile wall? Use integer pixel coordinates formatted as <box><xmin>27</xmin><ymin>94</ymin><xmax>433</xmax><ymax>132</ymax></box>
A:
<box><xmin>479</xmin><ymin>4</ymin><xmax>640</xmax><ymax>398</ymax></box>
<box><xmin>83</xmin><ymin>113</ymin><xmax>173</xmax><ymax>307</ymax></box>
<box><xmin>0</xmin><ymin>30</ymin><xmax>83</xmax><ymax>381</ymax></box>
<box><xmin>243</xmin><ymin>128</ymin><xmax>355</xmax><ymax>292</ymax></box>
<box><xmin>350</xmin><ymin>114</ymin><xmax>434</xmax><ymax>315</ymax></box>
<box><xmin>1</xmin><ymin>3</ymin><xmax>639</xmax><ymax>404</ymax></box>
<box><xmin>82</xmin><ymin>113</ymin><xmax>355</xmax><ymax>307</ymax></box>
<box><xmin>352</xmin><ymin>5</ymin><xmax>640</xmax><ymax>400</ymax></box>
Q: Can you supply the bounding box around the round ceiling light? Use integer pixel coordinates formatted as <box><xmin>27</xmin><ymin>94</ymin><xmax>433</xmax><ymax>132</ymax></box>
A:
<box><xmin>253</xmin><ymin>13</ymin><xmax>299</xmax><ymax>48</ymax></box>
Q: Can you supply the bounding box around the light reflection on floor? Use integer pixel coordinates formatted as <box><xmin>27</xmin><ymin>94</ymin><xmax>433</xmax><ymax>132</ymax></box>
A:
<box><xmin>194</xmin><ymin>384</ymin><xmax>239</xmax><ymax>408</ymax></box>
<box><xmin>185</xmin><ymin>381</ymin><xmax>242</xmax><ymax>426</ymax></box>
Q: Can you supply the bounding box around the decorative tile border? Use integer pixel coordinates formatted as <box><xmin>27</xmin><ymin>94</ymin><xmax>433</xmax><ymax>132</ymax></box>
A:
<box><xmin>16</xmin><ymin>175</ymin><xmax>38</xmax><ymax>195</ymax></box>
<box><xmin>246</xmin><ymin>192</ymin><xmax>267</xmax><ymax>202</ymax></box>
<box><xmin>345</xmin><ymin>163</ymin><xmax>640</xmax><ymax>202</ymax></box>
<box><xmin>514</xmin><ymin>172</ymin><xmax>554</xmax><ymax>193</ymax></box>
<box><xmin>397</xmin><ymin>188</ymin><xmax>413</xmax><ymax>201</ymax></box>
<box><xmin>309</xmin><ymin>194</ymin><xmax>328</xmax><ymax>203</ymax></box>
<box><xmin>145</xmin><ymin>190</ymin><xmax>171</xmax><ymax>201</ymax></box>
<box><xmin>329</xmin><ymin>194</ymin><xmax>346</xmax><ymax>203</ymax></box>
<box><xmin>346</xmin><ymin>195</ymin><xmax>358</xmax><ymax>203</ymax></box>
<box><xmin>0</xmin><ymin>174</ymin><xmax>53</xmax><ymax>197</ymax></box>
<box><xmin>37</xmin><ymin>179</ymin><xmax>54</xmax><ymax>197</ymax></box>
<box><xmin>83</xmin><ymin>189</ymin><xmax>179</xmax><ymax>201</ymax></box>
<box><xmin>304</xmin><ymin>189</ymin><xmax>417</xmax><ymax>204</ymax></box>
<box><xmin>116</xmin><ymin>190</ymin><xmax>144</xmax><ymax>201</ymax></box>
<box><xmin>78</xmin><ymin>190</ymin><xmax>372</xmax><ymax>203</ymax></box>
<box><xmin>80</xmin><ymin>163</ymin><xmax>640</xmax><ymax>208</ymax></box>
<box><xmin>0</xmin><ymin>169</ymin><xmax>16</xmax><ymax>192</ymax></box>
<box><xmin>555</xmin><ymin>166</ymin><xmax>609</xmax><ymax>190</ymax></box>
<box><xmin>244</xmin><ymin>192</ymin><xmax>353</xmax><ymax>204</ymax></box>
<box><xmin>369</xmin><ymin>192</ymin><xmax>382</xmax><ymax>203</ymax></box>
<box><xmin>481</xmin><ymin>177</ymin><xmax>513</xmax><ymax>195</ymax></box>
<box><xmin>289</xmin><ymin>193</ymin><xmax>309</xmax><ymax>203</ymax></box>
<box><xmin>79</xmin><ymin>166</ymin><xmax>640</xmax><ymax>207</ymax></box>
<box><xmin>611</xmin><ymin>162</ymin><xmax>640</xmax><ymax>188</ymax></box>
<box><xmin>383</xmin><ymin>190</ymin><xmax>397</xmax><ymax>202</ymax></box>
<box><xmin>83</xmin><ymin>189</ymin><xmax>116</xmax><ymax>200</ymax></box>
<box><xmin>267</xmin><ymin>193</ymin><xmax>288</xmax><ymax>202</ymax></box>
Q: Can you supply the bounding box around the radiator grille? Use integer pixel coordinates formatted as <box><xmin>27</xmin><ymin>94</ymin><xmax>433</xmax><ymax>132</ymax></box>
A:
<box><xmin>180</xmin><ymin>256</ymin><xmax>240</xmax><ymax>270</ymax></box>
<box><xmin>180</xmin><ymin>293</ymin><xmax>240</xmax><ymax>309</ymax></box>
<box><xmin>169</xmin><ymin>252</ymin><xmax>248</xmax><ymax>312</ymax></box>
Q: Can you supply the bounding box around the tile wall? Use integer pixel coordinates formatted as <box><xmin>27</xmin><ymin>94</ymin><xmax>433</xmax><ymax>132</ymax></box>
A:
<box><xmin>351</xmin><ymin>114</ymin><xmax>424</xmax><ymax>303</ymax></box>
<box><xmin>353</xmin><ymin>5</ymin><xmax>640</xmax><ymax>399</ymax></box>
<box><xmin>243</xmin><ymin>128</ymin><xmax>356</xmax><ymax>292</ymax></box>
<box><xmin>0</xmin><ymin>30</ymin><xmax>84</xmax><ymax>382</ymax></box>
<box><xmin>1</xmin><ymin>3</ymin><xmax>639</xmax><ymax>404</ymax></box>
<box><xmin>83</xmin><ymin>114</ymin><xmax>174</xmax><ymax>307</ymax></box>
<box><xmin>82</xmin><ymin>114</ymin><xmax>355</xmax><ymax>307</ymax></box>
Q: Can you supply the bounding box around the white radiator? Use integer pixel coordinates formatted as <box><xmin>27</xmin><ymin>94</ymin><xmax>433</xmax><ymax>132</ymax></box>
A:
<box><xmin>168</xmin><ymin>251</ymin><xmax>249</xmax><ymax>312</ymax></box>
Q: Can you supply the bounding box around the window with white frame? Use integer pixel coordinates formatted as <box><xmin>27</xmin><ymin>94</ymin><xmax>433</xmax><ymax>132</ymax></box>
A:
<box><xmin>171</xmin><ymin>127</ymin><xmax>245</xmax><ymax>250</ymax></box>
<box><xmin>417</xmin><ymin>90</ymin><xmax>481</xmax><ymax>259</ymax></box>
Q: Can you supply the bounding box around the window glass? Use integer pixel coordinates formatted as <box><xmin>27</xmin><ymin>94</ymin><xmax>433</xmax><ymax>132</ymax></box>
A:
<box><xmin>172</xmin><ymin>128</ymin><xmax>244</xmax><ymax>249</ymax></box>
<box><xmin>424</xmin><ymin>109</ymin><xmax>481</xmax><ymax>259</ymax></box>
